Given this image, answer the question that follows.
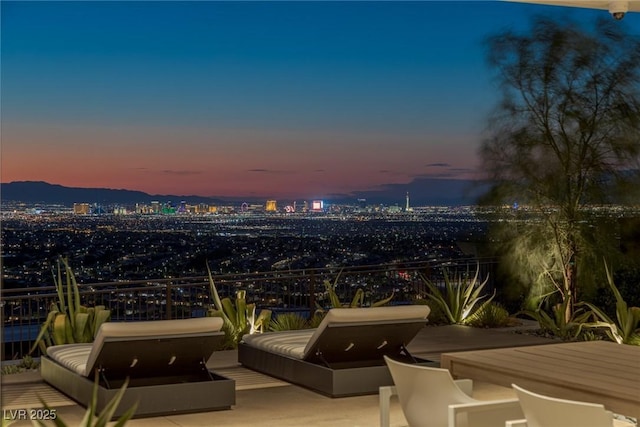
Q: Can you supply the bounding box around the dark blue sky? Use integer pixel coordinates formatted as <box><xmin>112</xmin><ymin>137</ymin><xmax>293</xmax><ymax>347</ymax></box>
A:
<box><xmin>2</xmin><ymin>1</ymin><xmax>636</xmax><ymax>203</ymax></box>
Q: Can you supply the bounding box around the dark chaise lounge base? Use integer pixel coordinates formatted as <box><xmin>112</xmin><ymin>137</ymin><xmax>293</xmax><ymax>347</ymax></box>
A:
<box><xmin>238</xmin><ymin>341</ymin><xmax>434</xmax><ymax>397</ymax></box>
<box><xmin>40</xmin><ymin>318</ymin><xmax>235</xmax><ymax>419</ymax></box>
<box><xmin>41</xmin><ymin>356</ymin><xmax>235</xmax><ymax>418</ymax></box>
<box><xmin>238</xmin><ymin>306</ymin><xmax>435</xmax><ymax>397</ymax></box>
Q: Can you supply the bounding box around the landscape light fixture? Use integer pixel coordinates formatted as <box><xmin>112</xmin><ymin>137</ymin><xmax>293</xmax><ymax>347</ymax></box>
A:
<box><xmin>505</xmin><ymin>0</ymin><xmax>640</xmax><ymax>20</ymax></box>
<box><xmin>608</xmin><ymin>0</ymin><xmax>629</xmax><ymax>19</ymax></box>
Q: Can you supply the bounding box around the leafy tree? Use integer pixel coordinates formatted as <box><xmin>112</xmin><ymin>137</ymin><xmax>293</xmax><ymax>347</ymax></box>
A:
<box><xmin>480</xmin><ymin>17</ymin><xmax>640</xmax><ymax>321</ymax></box>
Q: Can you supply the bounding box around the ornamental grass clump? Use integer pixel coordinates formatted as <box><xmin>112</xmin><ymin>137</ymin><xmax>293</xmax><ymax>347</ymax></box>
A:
<box><xmin>269</xmin><ymin>312</ymin><xmax>310</xmax><ymax>331</ymax></box>
<box><xmin>465</xmin><ymin>302</ymin><xmax>511</xmax><ymax>328</ymax></box>
<box><xmin>30</xmin><ymin>257</ymin><xmax>111</xmax><ymax>354</ymax></box>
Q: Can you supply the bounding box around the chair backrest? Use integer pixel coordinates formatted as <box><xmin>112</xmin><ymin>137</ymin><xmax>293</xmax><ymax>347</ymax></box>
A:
<box><xmin>384</xmin><ymin>355</ymin><xmax>475</xmax><ymax>427</ymax></box>
<box><xmin>86</xmin><ymin>317</ymin><xmax>224</xmax><ymax>379</ymax></box>
<box><xmin>302</xmin><ymin>305</ymin><xmax>430</xmax><ymax>363</ymax></box>
<box><xmin>512</xmin><ymin>384</ymin><xmax>613</xmax><ymax>427</ymax></box>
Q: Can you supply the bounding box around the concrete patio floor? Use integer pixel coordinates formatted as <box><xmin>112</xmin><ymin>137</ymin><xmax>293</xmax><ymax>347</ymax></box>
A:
<box><xmin>1</xmin><ymin>324</ymin><xmax>553</xmax><ymax>426</ymax></box>
<box><xmin>7</xmin><ymin>380</ymin><xmax>516</xmax><ymax>427</ymax></box>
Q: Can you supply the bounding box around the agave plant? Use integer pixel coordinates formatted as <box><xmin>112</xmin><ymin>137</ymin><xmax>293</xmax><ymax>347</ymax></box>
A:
<box><xmin>30</xmin><ymin>257</ymin><xmax>111</xmax><ymax>354</ymax></box>
<box><xmin>579</xmin><ymin>263</ymin><xmax>640</xmax><ymax>345</ymax></box>
<box><xmin>316</xmin><ymin>269</ymin><xmax>394</xmax><ymax>311</ymax></box>
<box><xmin>520</xmin><ymin>297</ymin><xmax>592</xmax><ymax>341</ymax></box>
<box><xmin>206</xmin><ymin>264</ymin><xmax>271</xmax><ymax>348</ymax></box>
<box><xmin>33</xmin><ymin>371</ymin><xmax>137</xmax><ymax>427</ymax></box>
<box><xmin>420</xmin><ymin>265</ymin><xmax>494</xmax><ymax>325</ymax></box>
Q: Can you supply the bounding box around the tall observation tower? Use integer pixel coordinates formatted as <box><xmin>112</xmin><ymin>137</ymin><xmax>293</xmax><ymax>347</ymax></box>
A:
<box><xmin>405</xmin><ymin>192</ymin><xmax>410</xmax><ymax>211</ymax></box>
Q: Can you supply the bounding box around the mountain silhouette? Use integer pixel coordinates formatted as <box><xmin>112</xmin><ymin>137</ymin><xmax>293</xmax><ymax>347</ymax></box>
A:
<box><xmin>0</xmin><ymin>181</ymin><xmax>225</xmax><ymax>206</ymax></box>
<box><xmin>0</xmin><ymin>179</ymin><xmax>487</xmax><ymax>207</ymax></box>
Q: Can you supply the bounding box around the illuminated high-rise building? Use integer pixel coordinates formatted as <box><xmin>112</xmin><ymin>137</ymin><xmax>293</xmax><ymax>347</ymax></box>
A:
<box><xmin>266</xmin><ymin>200</ymin><xmax>277</xmax><ymax>212</ymax></box>
<box><xmin>311</xmin><ymin>200</ymin><xmax>323</xmax><ymax>211</ymax></box>
<box><xmin>113</xmin><ymin>206</ymin><xmax>127</xmax><ymax>215</ymax></box>
<box><xmin>73</xmin><ymin>203</ymin><xmax>91</xmax><ymax>215</ymax></box>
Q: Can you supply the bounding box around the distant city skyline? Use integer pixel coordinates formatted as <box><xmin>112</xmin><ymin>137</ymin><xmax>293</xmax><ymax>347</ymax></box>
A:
<box><xmin>2</xmin><ymin>1</ymin><xmax>637</xmax><ymax>201</ymax></box>
<box><xmin>0</xmin><ymin>179</ymin><xmax>485</xmax><ymax>207</ymax></box>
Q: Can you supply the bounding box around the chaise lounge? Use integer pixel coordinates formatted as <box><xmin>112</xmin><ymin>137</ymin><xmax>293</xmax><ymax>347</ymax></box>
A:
<box><xmin>238</xmin><ymin>305</ymin><xmax>433</xmax><ymax>397</ymax></box>
<box><xmin>40</xmin><ymin>317</ymin><xmax>235</xmax><ymax>418</ymax></box>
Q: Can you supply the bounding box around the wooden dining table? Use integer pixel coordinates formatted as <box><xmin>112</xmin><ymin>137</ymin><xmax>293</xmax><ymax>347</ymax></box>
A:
<box><xmin>440</xmin><ymin>340</ymin><xmax>640</xmax><ymax>420</ymax></box>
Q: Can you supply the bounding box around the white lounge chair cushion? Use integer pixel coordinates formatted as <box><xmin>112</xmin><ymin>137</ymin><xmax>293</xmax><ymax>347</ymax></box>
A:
<box><xmin>242</xmin><ymin>329</ymin><xmax>313</xmax><ymax>360</ymax></box>
<box><xmin>47</xmin><ymin>317</ymin><xmax>224</xmax><ymax>377</ymax></box>
<box><xmin>47</xmin><ymin>343</ymin><xmax>92</xmax><ymax>376</ymax></box>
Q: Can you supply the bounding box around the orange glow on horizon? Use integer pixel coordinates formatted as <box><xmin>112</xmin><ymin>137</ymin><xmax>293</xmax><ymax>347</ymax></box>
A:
<box><xmin>2</xmin><ymin>122</ymin><xmax>479</xmax><ymax>198</ymax></box>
